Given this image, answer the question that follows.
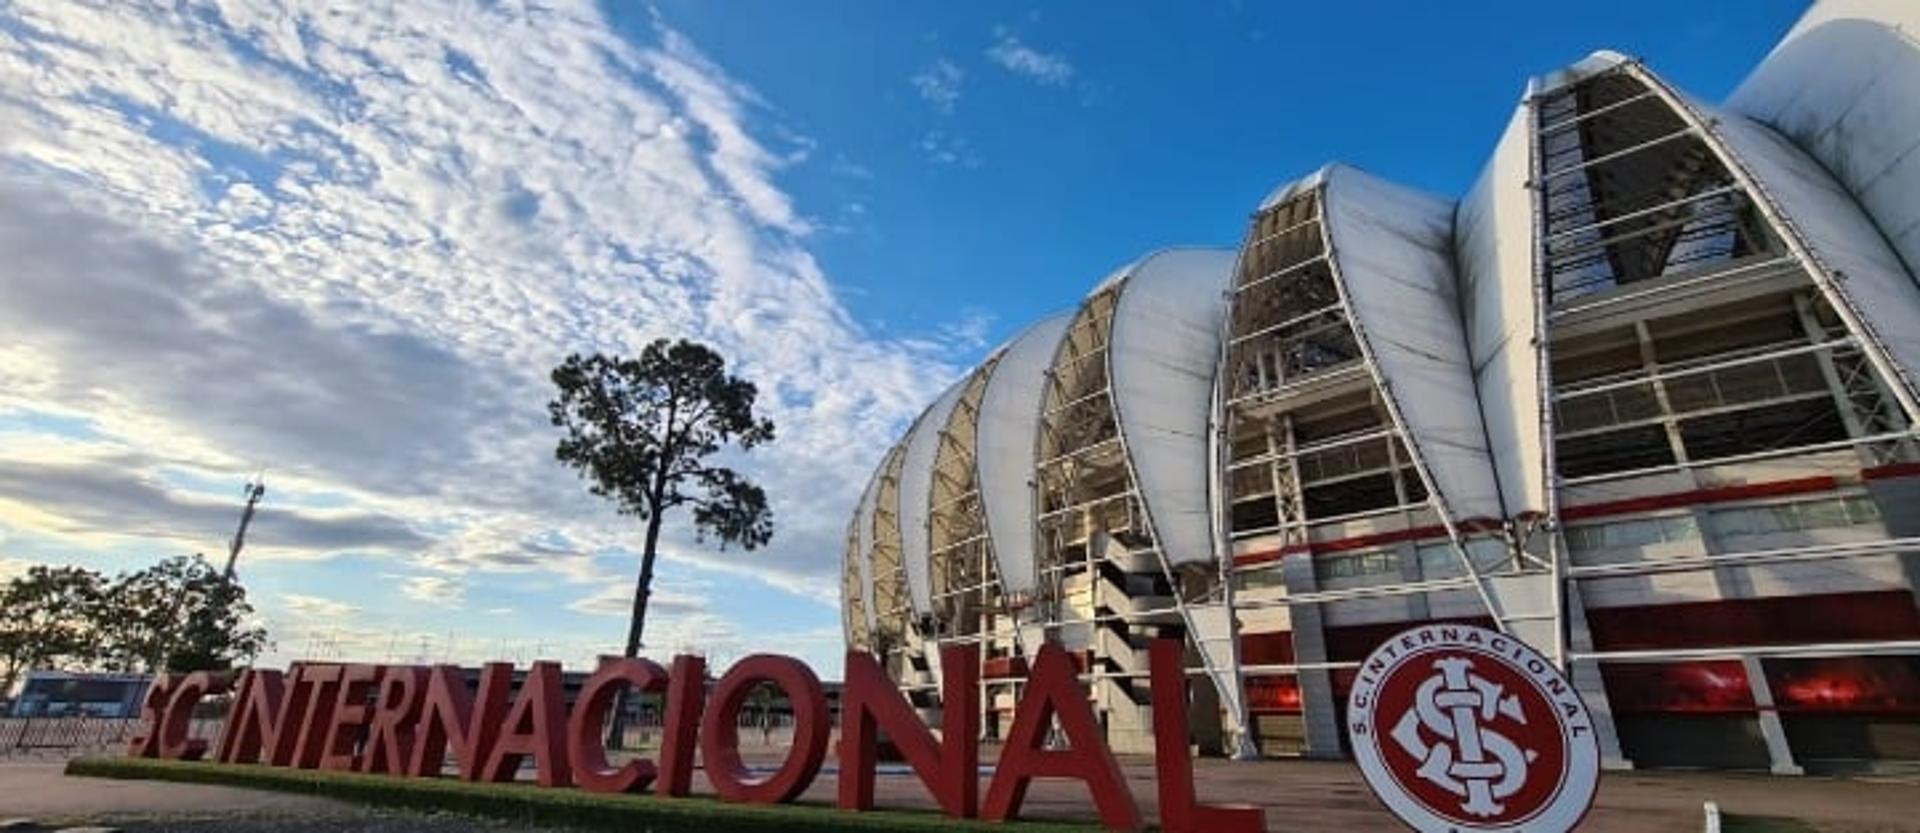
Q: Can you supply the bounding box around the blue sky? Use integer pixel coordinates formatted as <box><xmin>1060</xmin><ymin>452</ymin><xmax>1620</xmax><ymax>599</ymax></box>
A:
<box><xmin>0</xmin><ymin>0</ymin><xmax>1807</xmax><ymax>677</ymax></box>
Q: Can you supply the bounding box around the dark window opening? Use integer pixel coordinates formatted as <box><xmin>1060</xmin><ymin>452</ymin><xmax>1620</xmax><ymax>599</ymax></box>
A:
<box><xmin>1304</xmin><ymin>471</ymin><xmax>1401</xmax><ymax>518</ymax></box>
<box><xmin>1679</xmin><ymin>398</ymin><xmax>1849</xmax><ymax>462</ymax></box>
<box><xmin>1231</xmin><ymin>499</ymin><xmax>1280</xmax><ymax>533</ymax></box>
<box><xmin>1558</xmin><ymin>425</ymin><xmax>1676</xmax><ymax>478</ymax></box>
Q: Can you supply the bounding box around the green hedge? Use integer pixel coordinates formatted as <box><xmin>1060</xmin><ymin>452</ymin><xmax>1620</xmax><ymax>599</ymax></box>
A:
<box><xmin>65</xmin><ymin>757</ymin><xmax>1107</xmax><ymax>833</ymax></box>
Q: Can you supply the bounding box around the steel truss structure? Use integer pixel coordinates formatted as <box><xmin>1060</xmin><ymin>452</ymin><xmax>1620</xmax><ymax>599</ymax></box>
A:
<box><xmin>843</xmin><ymin>1</ymin><xmax>1920</xmax><ymax>770</ymax></box>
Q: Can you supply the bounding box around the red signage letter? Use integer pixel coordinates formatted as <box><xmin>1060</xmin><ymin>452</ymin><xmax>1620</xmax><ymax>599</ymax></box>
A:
<box><xmin>566</xmin><ymin>657</ymin><xmax>669</xmax><ymax>793</ymax></box>
<box><xmin>699</xmin><ymin>654</ymin><xmax>831</xmax><ymax>804</ymax></box>
<box><xmin>319</xmin><ymin>664</ymin><xmax>384</xmax><ymax>772</ymax></box>
<box><xmin>838</xmin><ymin>644</ymin><xmax>979</xmax><ymax>817</ymax></box>
<box><xmin>1149</xmin><ymin>639</ymin><xmax>1265</xmax><ymax>833</ymax></box>
<box><xmin>361</xmin><ymin>665</ymin><xmax>425</xmax><ymax>775</ymax></box>
<box><xmin>217</xmin><ymin>668</ymin><xmax>291</xmax><ymax>765</ymax></box>
<box><xmin>656</xmin><ymin>654</ymin><xmax>707</xmax><ymax>798</ymax></box>
<box><xmin>481</xmin><ymin>660</ymin><xmax>573</xmax><ymax>787</ymax></box>
<box><xmin>157</xmin><ymin>671</ymin><xmax>227</xmax><ymax>761</ymax></box>
<box><xmin>981</xmin><ymin>642</ymin><xmax>1141</xmax><ymax>832</ymax></box>
<box><xmin>128</xmin><ymin>675</ymin><xmax>173</xmax><ymax>759</ymax></box>
<box><xmin>407</xmin><ymin>663</ymin><xmax>512</xmax><ymax>780</ymax></box>
<box><xmin>290</xmin><ymin>663</ymin><xmax>345</xmax><ymax>769</ymax></box>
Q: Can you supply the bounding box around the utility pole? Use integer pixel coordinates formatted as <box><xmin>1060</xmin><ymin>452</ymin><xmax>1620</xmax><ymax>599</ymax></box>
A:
<box><xmin>224</xmin><ymin>479</ymin><xmax>266</xmax><ymax>580</ymax></box>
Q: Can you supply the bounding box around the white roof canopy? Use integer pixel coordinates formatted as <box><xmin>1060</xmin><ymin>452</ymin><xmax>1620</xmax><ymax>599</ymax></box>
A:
<box><xmin>897</xmin><ymin>378</ymin><xmax>968</xmax><ymax>616</ymax></box>
<box><xmin>1106</xmin><ymin>249</ymin><xmax>1236</xmax><ymax>566</ymax></box>
<box><xmin>1727</xmin><ymin>2</ymin><xmax>1920</xmax><ymax>392</ymax></box>
<box><xmin>1455</xmin><ymin>106</ymin><xmax>1549</xmax><ymax>517</ymax></box>
<box><xmin>1319</xmin><ymin>165</ymin><xmax>1505</xmax><ymax>523</ymax></box>
<box><xmin>853</xmin><ymin>455</ymin><xmax>886</xmax><ymax>634</ymax></box>
<box><xmin>976</xmin><ymin>313</ymin><xmax>1073</xmax><ymax>596</ymax></box>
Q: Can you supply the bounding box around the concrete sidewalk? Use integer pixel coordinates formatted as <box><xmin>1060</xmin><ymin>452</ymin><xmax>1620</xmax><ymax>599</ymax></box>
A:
<box><xmin>7</xmin><ymin>756</ymin><xmax>1919</xmax><ymax>832</ymax></box>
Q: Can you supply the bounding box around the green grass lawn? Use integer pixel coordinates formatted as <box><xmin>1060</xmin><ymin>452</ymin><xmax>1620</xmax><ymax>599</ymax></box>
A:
<box><xmin>66</xmin><ymin>757</ymin><xmax>1106</xmax><ymax>833</ymax></box>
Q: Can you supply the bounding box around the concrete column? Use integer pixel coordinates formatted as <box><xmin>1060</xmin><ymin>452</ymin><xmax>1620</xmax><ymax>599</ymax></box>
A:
<box><xmin>1282</xmin><ymin>552</ymin><xmax>1344</xmax><ymax>759</ymax></box>
<box><xmin>1695</xmin><ymin>504</ymin><xmax>1757</xmax><ymax>600</ymax></box>
<box><xmin>1397</xmin><ymin>541</ymin><xmax>1430</xmax><ymax>621</ymax></box>
<box><xmin>1743</xmin><ymin>655</ymin><xmax>1804</xmax><ymax>776</ymax></box>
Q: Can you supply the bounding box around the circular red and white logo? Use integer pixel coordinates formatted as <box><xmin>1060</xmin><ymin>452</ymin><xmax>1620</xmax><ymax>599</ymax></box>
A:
<box><xmin>1346</xmin><ymin>624</ymin><xmax>1599</xmax><ymax>832</ymax></box>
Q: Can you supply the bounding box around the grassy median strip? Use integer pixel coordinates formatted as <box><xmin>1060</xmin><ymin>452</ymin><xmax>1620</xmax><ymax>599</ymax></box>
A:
<box><xmin>65</xmin><ymin>757</ymin><xmax>1105</xmax><ymax>833</ymax></box>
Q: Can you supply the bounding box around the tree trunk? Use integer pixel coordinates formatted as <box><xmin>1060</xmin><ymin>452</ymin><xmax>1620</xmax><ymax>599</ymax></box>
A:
<box><xmin>606</xmin><ymin>507</ymin><xmax>666</xmax><ymax>749</ymax></box>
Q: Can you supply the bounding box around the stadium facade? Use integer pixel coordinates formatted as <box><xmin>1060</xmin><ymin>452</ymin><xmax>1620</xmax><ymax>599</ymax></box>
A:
<box><xmin>841</xmin><ymin>0</ymin><xmax>1920</xmax><ymax>773</ymax></box>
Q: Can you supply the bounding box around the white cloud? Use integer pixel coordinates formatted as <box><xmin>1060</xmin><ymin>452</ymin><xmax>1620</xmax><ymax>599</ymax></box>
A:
<box><xmin>0</xmin><ymin>557</ymin><xmax>34</xmax><ymax>583</ymax></box>
<box><xmin>567</xmin><ymin>581</ymin><xmax>710</xmax><ymax>618</ymax></box>
<box><xmin>920</xmin><ymin>130</ymin><xmax>983</xmax><ymax>168</ymax></box>
<box><xmin>910</xmin><ymin>59</ymin><xmax>965</xmax><ymax>114</ymax></box>
<box><xmin>986</xmin><ymin>30</ymin><xmax>1075</xmax><ymax>87</ymax></box>
<box><xmin>280</xmin><ymin>593</ymin><xmax>359</xmax><ymax>620</ymax></box>
<box><xmin>399</xmin><ymin>575</ymin><xmax>466</xmax><ymax>608</ymax></box>
<box><xmin>0</xmin><ymin>0</ymin><xmax>970</xmax><ymax>618</ymax></box>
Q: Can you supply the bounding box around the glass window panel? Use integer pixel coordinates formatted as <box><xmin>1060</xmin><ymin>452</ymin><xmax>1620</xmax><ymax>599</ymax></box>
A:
<box><xmin>1798</xmin><ymin>498</ymin><xmax>1851</xmax><ymax>530</ymax></box>
<box><xmin>1467</xmin><ymin>539</ymin><xmax>1510</xmax><ymax>571</ymax></box>
<box><xmin>1566</xmin><ymin>526</ymin><xmax>1599</xmax><ymax>554</ymax></box>
<box><xmin>1844</xmin><ymin>495</ymin><xmax>1883</xmax><ymax>524</ymax></box>
<box><xmin>1603</xmin><ymin>519</ymin><xmax>1663</xmax><ymax>548</ymax></box>
<box><xmin>1417</xmin><ymin>543</ymin><xmax>1460</xmax><ymax>578</ymax></box>
<box><xmin>1659</xmin><ymin>515</ymin><xmax>1700</xmax><ymax>543</ymax></box>
<box><xmin>1713</xmin><ymin>507</ymin><xmax>1761</xmax><ymax>536</ymax></box>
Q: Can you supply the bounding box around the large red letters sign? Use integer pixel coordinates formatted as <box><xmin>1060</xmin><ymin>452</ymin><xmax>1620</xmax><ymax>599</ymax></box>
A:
<box><xmin>140</xmin><ymin>639</ymin><xmax>1268</xmax><ymax>831</ymax></box>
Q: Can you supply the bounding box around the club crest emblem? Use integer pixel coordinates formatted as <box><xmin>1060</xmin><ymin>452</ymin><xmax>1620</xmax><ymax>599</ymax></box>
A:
<box><xmin>1347</xmin><ymin>624</ymin><xmax>1599</xmax><ymax>832</ymax></box>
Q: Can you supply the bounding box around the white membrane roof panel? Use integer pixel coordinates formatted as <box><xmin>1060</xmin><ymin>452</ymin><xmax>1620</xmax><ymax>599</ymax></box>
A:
<box><xmin>976</xmin><ymin>313</ymin><xmax>1073</xmax><ymax>596</ymax></box>
<box><xmin>1321</xmin><ymin>165</ymin><xmax>1504</xmax><ymax>522</ymax></box>
<box><xmin>1700</xmin><ymin>101</ymin><xmax>1920</xmax><ymax>400</ymax></box>
<box><xmin>1454</xmin><ymin>106</ymin><xmax>1547</xmax><ymax>516</ymax></box>
<box><xmin>897</xmin><ymin>378</ymin><xmax>968</xmax><ymax>616</ymax></box>
<box><xmin>1728</xmin><ymin>2</ymin><xmax>1920</xmax><ymax>317</ymax></box>
<box><xmin>853</xmin><ymin>453</ymin><xmax>886</xmax><ymax>634</ymax></box>
<box><xmin>1108</xmin><ymin>248</ymin><xmax>1236</xmax><ymax>566</ymax></box>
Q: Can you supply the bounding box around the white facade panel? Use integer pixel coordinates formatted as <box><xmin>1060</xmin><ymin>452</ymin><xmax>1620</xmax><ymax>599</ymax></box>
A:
<box><xmin>897</xmin><ymin>379</ymin><xmax>969</xmax><ymax>617</ymax></box>
<box><xmin>1320</xmin><ymin>165</ymin><xmax>1505</xmax><ymax>522</ymax></box>
<box><xmin>1108</xmin><ymin>248</ymin><xmax>1237</xmax><ymax>566</ymax></box>
<box><xmin>977</xmin><ymin>313</ymin><xmax>1073</xmax><ymax>596</ymax></box>
<box><xmin>1455</xmin><ymin>107</ymin><xmax>1547</xmax><ymax>517</ymax></box>
<box><xmin>853</xmin><ymin>455</ymin><xmax>885</xmax><ymax>634</ymax></box>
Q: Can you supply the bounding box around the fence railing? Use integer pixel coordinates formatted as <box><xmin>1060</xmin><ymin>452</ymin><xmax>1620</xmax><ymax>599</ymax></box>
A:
<box><xmin>0</xmin><ymin>717</ymin><xmax>216</xmax><ymax>759</ymax></box>
<box><xmin>0</xmin><ymin>709</ymin><xmax>799</xmax><ymax>759</ymax></box>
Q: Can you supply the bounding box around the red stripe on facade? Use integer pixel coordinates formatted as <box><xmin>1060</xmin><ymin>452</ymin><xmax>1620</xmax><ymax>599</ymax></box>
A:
<box><xmin>1234</xmin><ymin>474</ymin><xmax>1861</xmax><ymax>568</ymax></box>
<box><xmin>1561</xmin><ymin>475</ymin><xmax>1838</xmax><ymax>521</ymax></box>
<box><xmin>1233</xmin><ymin>518</ymin><xmax>1504</xmax><ymax>567</ymax></box>
<box><xmin>1862</xmin><ymin>461</ymin><xmax>1920</xmax><ymax>481</ymax></box>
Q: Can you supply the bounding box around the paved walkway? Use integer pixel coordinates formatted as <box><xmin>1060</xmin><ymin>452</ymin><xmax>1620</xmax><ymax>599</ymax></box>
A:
<box><xmin>6</xmin><ymin>756</ymin><xmax>1919</xmax><ymax>831</ymax></box>
<box><xmin>775</xmin><ymin>755</ymin><xmax>1920</xmax><ymax>832</ymax></box>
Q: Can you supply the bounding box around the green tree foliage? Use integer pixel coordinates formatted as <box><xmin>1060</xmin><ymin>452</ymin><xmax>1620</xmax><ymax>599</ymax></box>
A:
<box><xmin>0</xmin><ymin>565</ymin><xmax>105</xmax><ymax>696</ymax></box>
<box><xmin>97</xmin><ymin>555</ymin><xmax>269</xmax><ymax>673</ymax></box>
<box><xmin>549</xmin><ymin>339</ymin><xmax>774</xmax><ymax>741</ymax></box>
<box><xmin>0</xmin><ymin>555</ymin><xmax>268</xmax><ymax>695</ymax></box>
